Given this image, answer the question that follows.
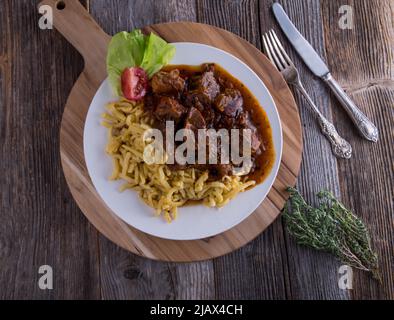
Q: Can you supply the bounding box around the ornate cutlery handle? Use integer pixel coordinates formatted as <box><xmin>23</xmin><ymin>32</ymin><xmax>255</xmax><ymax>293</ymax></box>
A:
<box><xmin>318</xmin><ymin>117</ymin><xmax>352</xmax><ymax>159</ymax></box>
<box><xmin>322</xmin><ymin>73</ymin><xmax>379</xmax><ymax>142</ymax></box>
<box><xmin>294</xmin><ymin>82</ymin><xmax>352</xmax><ymax>159</ymax></box>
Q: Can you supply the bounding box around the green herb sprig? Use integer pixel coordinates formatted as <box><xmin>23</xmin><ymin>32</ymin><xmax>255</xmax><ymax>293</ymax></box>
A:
<box><xmin>283</xmin><ymin>187</ymin><xmax>380</xmax><ymax>280</ymax></box>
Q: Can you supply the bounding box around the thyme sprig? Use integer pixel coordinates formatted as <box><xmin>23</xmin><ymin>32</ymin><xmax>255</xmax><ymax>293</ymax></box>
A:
<box><xmin>283</xmin><ymin>187</ymin><xmax>380</xmax><ymax>279</ymax></box>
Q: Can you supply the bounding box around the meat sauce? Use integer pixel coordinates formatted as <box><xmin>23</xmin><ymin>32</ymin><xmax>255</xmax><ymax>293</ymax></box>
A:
<box><xmin>145</xmin><ymin>63</ymin><xmax>275</xmax><ymax>185</ymax></box>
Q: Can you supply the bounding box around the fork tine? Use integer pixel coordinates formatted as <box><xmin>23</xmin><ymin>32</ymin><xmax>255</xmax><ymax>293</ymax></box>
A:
<box><xmin>269</xmin><ymin>30</ymin><xmax>294</xmax><ymax>67</ymax></box>
<box><xmin>263</xmin><ymin>33</ymin><xmax>284</xmax><ymax>71</ymax></box>
<box><xmin>262</xmin><ymin>35</ymin><xmax>276</xmax><ymax>67</ymax></box>
<box><xmin>267</xmin><ymin>30</ymin><xmax>288</xmax><ymax>68</ymax></box>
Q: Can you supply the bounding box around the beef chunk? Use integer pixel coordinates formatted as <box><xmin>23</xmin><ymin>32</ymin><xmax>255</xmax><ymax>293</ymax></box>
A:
<box><xmin>183</xmin><ymin>92</ymin><xmax>204</xmax><ymax>110</ymax></box>
<box><xmin>183</xmin><ymin>108</ymin><xmax>207</xmax><ymax>153</ymax></box>
<box><xmin>240</xmin><ymin>128</ymin><xmax>262</xmax><ymax>154</ymax></box>
<box><xmin>238</xmin><ymin>113</ymin><xmax>262</xmax><ymax>154</ymax></box>
<box><xmin>217</xmin><ymin>75</ymin><xmax>235</xmax><ymax>89</ymax></box>
<box><xmin>151</xmin><ymin>69</ymin><xmax>185</xmax><ymax>94</ymax></box>
<box><xmin>214</xmin><ymin>88</ymin><xmax>243</xmax><ymax>117</ymax></box>
<box><xmin>184</xmin><ymin>107</ymin><xmax>206</xmax><ymax>133</ymax></box>
<box><xmin>155</xmin><ymin>96</ymin><xmax>187</xmax><ymax>122</ymax></box>
<box><xmin>217</xmin><ymin>114</ymin><xmax>236</xmax><ymax>129</ymax></box>
<box><xmin>250</xmin><ymin>132</ymin><xmax>262</xmax><ymax>153</ymax></box>
<box><xmin>199</xmin><ymin>71</ymin><xmax>220</xmax><ymax>101</ymax></box>
<box><xmin>189</xmin><ymin>71</ymin><xmax>220</xmax><ymax>104</ymax></box>
<box><xmin>182</xmin><ymin>93</ymin><xmax>215</xmax><ymax>127</ymax></box>
<box><xmin>238</xmin><ymin>112</ymin><xmax>250</xmax><ymax>127</ymax></box>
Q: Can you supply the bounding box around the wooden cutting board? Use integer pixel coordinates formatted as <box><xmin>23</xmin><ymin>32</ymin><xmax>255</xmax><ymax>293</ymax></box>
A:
<box><xmin>40</xmin><ymin>0</ymin><xmax>302</xmax><ymax>262</ymax></box>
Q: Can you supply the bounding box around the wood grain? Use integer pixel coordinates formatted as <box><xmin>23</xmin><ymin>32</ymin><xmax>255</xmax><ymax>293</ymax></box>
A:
<box><xmin>0</xmin><ymin>0</ymin><xmax>100</xmax><ymax>299</ymax></box>
<box><xmin>269</xmin><ymin>0</ymin><xmax>349</xmax><ymax>300</ymax></box>
<box><xmin>0</xmin><ymin>0</ymin><xmax>392</xmax><ymax>299</ymax></box>
<box><xmin>322</xmin><ymin>0</ymin><xmax>394</xmax><ymax>300</ymax></box>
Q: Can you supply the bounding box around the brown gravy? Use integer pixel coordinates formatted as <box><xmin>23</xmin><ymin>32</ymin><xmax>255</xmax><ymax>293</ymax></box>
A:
<box><xmin>159</xmin><ymin>64</ymin><xmax>275</xmax><ymax>185</ymax></box>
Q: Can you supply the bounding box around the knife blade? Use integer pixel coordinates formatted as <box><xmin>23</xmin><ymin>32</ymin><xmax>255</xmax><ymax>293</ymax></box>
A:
<box><xmin>272</xmin><ymin>2</ymin><xmax>329</xmax><ymax>77</ymax></box>
<box><xmin>272</xmin><ymin>2</ymin><xmax>379</xmax><ymax>142</ymax></box>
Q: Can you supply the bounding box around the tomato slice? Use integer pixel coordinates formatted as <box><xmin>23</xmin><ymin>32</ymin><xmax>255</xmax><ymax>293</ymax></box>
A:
<box><xmin>121</xmin><ymin>67</ymin><xmax>148</xmax><ymax>101</ymax></box>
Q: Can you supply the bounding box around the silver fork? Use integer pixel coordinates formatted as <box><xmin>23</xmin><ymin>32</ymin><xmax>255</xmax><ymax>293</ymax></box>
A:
<box><xmin>262</xmin><ymin>30</ymin><xmax>352</xmax><ymax>159</ymax></box>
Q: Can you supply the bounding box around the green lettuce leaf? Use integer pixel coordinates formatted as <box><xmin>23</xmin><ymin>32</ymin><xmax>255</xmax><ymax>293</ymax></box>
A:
<box><xmin>140</xmin><ymin>33</ymin><xmax>176</xmax><ymax>77</ymax></box>
<box><xmin>106</xmin><ymin>29</ymin><xmax>175</xmax><ymax>96</ymax></box>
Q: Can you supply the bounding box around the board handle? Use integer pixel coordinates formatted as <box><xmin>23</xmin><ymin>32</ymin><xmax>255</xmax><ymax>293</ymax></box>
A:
<box><xmin>38</xmin><ymin>0</ymin><xmax>110</xmax><ymax>75</ymax></box>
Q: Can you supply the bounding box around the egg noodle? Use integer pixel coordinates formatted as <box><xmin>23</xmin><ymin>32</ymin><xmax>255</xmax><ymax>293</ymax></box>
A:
<box><xmin>101</xmin><ymin>98</ymin><xmax>255</xmax><ymax>222</ymax></box>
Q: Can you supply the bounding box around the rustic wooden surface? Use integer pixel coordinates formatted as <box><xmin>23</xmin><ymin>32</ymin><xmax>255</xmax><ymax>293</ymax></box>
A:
<box><xmin>47</xmin><ymin>0</ymin><xmax>303</xmax><ymax>263</ymax></box>
<box><xmin>0</xmin><ymin>0</ymin><xmax>392</xmax><ymax>299</ymax></box>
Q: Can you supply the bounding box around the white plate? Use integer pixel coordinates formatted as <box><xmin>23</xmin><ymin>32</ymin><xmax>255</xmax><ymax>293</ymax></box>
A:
<box><xmin>83</xmin><ymin>42</ymin><xmax>283</xmax><ymax>240</ymax></box>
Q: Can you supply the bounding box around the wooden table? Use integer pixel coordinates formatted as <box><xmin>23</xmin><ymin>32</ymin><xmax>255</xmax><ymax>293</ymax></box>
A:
<box><xmin>0</xmin><ymin>0</ymin><xmax>392</xmax><ymax>300</ymax></box>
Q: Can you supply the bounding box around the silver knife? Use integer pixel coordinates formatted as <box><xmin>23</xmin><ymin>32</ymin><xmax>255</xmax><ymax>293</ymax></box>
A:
<box><xmin>272</xmin><ymin>2</ymin><xmax>378</xmax><ymax>142</ymax></box>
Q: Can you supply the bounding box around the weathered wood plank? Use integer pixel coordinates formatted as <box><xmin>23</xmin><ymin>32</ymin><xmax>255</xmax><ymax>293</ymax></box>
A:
<box><xmin>1</xmin><ymin>0</ymin><xmax>391</xmax><ymax>300</ymax></box>
<box><xmin>99</xmin><ymin>241</ymin><xmax>216</xmax><ymax>299</ymax></box>
<box><xmin>0</xmin><ymin>0</ymin><xmax>100</xmax><ymax>299</ymax></box>
<box><xmin>260</xmin><ymin>0</ymin><xmax>350</xmax><ymax>299</ymax></box>
<box><xmin>171</xmin><ymin>262</ymin><xmax>216</xmax><ymax>299</ymax></box>
<box><xmin>91</xmin><ymin>0</ymin><xmax>197</xmax><ymax>35</ymax></box>
<box><xmin>99</xmin><ymin>241</ymin><xmax>174</xmax><ymax>299</ymax></box>
<box><xmin>90</xmin><ymin>0</ymin><xmax>215</xmax><ymax>300</ymax></box>
<box><xmin>197</xmin><ymin>0</ymin><xmax>262</xmax><ymax>48</ymax></box>
<box><xmin>322</xmin><ymin>0</ymin><xmax>394</xmax><ymax>299</ymax></box>
<box><xmin>197</xmin><ymin>0</ymin><xmax>290</xmax><ymax>299</ymax></box>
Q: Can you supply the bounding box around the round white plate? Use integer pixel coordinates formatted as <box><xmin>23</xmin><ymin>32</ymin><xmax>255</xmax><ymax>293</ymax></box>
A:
<box><xmin>84</xmin><ymin>42</ymin><xmax>283</xmax><ymax>240</ymax></box>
